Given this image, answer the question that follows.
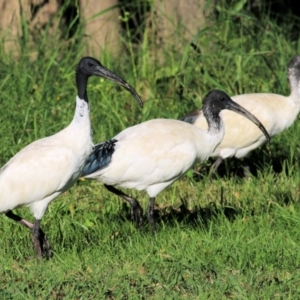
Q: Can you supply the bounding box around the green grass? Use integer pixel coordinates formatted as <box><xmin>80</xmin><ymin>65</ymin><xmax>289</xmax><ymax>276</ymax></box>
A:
<box><xmin>1</xmin><ymin>1</ymin><xmax>300</xmax><ymax>298</ymax></box>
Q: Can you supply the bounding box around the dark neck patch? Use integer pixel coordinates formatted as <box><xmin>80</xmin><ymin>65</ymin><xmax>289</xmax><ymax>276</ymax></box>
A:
<box><xmin>202</xmin><ymin>103</ymin><xmax>222</xmax><ymax>133</ymax></box>
<box><xmin>76</xmin><ymin>68</ymin><xmax>89</xmax><ymax>102</ymax></box>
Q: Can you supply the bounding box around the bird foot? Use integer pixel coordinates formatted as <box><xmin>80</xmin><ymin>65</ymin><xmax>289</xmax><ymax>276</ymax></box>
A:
<box><xmin>147</xmin><ymin>216</ymin><xmax>156</xmax><ymax>233</ymax></box>
<box><xmin>40</xmin><ymin>230</ymin><xmax>52</xmax><ymax>259</ymax></box>
<box><xmin>31</xmin><ymin>228</ymin><xmax>52</xmax><ymax>259</ymax></box>
<box><xmin>131</xmin><ymin>203</ymin><xmax>144</xmax><ymax>228</ymax></box>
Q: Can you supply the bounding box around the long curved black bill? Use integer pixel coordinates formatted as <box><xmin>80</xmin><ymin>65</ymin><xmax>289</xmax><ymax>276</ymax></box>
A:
<box><xmin>227</xmin><ymin>101</ymin><xmax>271</xmax><ymax>142</ymax></box>
<box><xmin>94</xmin><ymin>65</ymin><xmax>143</xmax><ymax>108</ymax></box>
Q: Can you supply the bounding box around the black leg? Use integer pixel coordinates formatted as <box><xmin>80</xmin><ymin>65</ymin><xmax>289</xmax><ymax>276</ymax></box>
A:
<box><xmin>31</xmin><ymin>219</ymin><xmax>52</xmax><ymax>259</ymax></box>
<box><xmin>6</xmin><ymin>210</ymin><xmax>30</xmax><ymax>225</ymax></box>
<box><xmin>5</xmin><ymin>211</ymin><xmax>51</xmax><ymax>259</ymax></box>
<box><xmin>31</xmin><ymin>219</ymin><xmax>43</xmax><ymax>258</ymax></box>
<box><xmin>104</xmin><ymin>185</ymin><xmax>143</xmax><ymax>227</ymax></box>
<box><xmin>147</xmin><ymin>197</ymin><xmax>156</xmax><ymax>231</ymax></box>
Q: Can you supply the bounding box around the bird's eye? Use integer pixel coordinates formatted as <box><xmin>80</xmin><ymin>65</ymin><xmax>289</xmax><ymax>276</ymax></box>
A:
<box><xmin>88</xmin><ymin>62</ymin><xmax>94</xmax><ymax>67</ymax></box>
<box><xmin>220</xmin><ymin>97</ymin><xmax>224</xmax><ymax>101</ymax></box>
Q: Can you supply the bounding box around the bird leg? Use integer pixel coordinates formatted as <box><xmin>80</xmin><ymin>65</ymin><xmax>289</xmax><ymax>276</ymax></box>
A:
<box><xmin>208</xmin><ymin>156</ymin><xmax>223</xmax><ymax>178</ymax></box>
<box><xmin>5</xmin><ymin>210</ymin><xmax>34</xmax><ymax>228</ymax></box>
<box><xmin>5</xmin><ymin>211</ymin><xmax>51</xmax><ymax>259</ymax></box>
<box><xmin>31</xmin><ymin>219</ymin><xmax>43</xmax><ymax>258</ymax></box>
<box><xmin>31</xmin><ymin>219</ymin><xmax>51</xmax><ymax>259</ymax></box>
<box><xmin>104</xmin><ymin>185</ymin><xmax>143</xmax><ymax>227</ymax></box>
<box><xmin>147</xmin><ymin>197</ymin><xmax>156</xmax><ymax>232</ymax></box>
<box><xmin>241</xmin><ymin>157</ymin><xmax>252</xmax><ymax>178</ymax></box>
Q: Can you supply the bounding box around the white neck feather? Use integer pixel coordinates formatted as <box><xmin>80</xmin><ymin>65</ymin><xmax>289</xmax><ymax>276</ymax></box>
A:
<box><xmin>72</xmin><ymin>96</ymin><xmax>90</xmax><ymax>123</ymax></box>
<box><xmin>60</xmin><ymin>96</ymin><xmax>93</xmax><ymax>155</ymax></box>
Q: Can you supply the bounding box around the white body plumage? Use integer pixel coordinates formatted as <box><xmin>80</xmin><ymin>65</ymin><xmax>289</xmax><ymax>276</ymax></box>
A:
<box><xmin>0</xmin><ymin>97</ymin><xmax>92</xmax><ymax>218</ymax></box>
<box><xmin>84</xmin><ymin>118</ymin><xmax>223</xmax><ymax>197</ymax></box>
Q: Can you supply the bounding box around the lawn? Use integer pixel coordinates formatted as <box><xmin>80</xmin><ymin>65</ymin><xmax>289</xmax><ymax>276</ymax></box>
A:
<box><xmin>1</xmin><ymin>1</ymin><xmax>300</xmax><ymax>299</ymax></box>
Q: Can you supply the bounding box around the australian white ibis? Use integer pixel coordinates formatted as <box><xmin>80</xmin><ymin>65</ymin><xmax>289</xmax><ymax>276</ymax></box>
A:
<box><xmin>181</xmin><ymin>56</ymin><xmax>300</xmax><ymax>175</ymax></box>
<box><xmin>82</xmin><ymin>90</ymin><xmax>270</xmax><ymax>229</ymax></box>
<box><xmin>0</xmin><ymin>57</ymin><xmax>143</xmax><ymax>258</ymax></box>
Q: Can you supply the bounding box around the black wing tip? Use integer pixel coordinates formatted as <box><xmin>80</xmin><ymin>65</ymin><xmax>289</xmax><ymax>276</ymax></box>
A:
<box><xmin>82</xmin><ymin>139</ymin><xmax>118</xmax><ymax>176</ymax></box>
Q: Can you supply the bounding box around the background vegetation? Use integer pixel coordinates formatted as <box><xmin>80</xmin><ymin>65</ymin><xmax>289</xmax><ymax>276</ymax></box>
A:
<box><xmin>1</xmin><ymin>0</ymin><xmax>300</xmax><ymax>298</ymax></box>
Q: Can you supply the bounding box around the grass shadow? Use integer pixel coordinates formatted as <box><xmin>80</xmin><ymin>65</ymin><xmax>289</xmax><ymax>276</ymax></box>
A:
<box><xmin>115</xmin><ymin>197</ymin><xmax>241</xmax><ymax>231</ymax></box>
<box><xmin>113</xmin><ymin>185</ymin><xmax>297</xmax><ymax>231</ymax></box>
<box><xmin>155</xmin><ymin>200</ymin><xmax>240</xmax><ymax>229</ymax></box>
<box><xmin>192</xmin><ymin>144</ymin><xmax>296</xmax><ymax>180</ymax></box>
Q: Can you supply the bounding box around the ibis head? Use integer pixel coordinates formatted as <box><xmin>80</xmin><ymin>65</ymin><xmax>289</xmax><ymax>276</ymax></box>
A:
<box><xmin>76</xmin><ymin>57</ymin><xmax>143</xmax><ymax>107</ymax></box>
<box><xmin>203</xmin><ymin>90</ymin><xmax>271</xmax><ymax>142</ymax></box>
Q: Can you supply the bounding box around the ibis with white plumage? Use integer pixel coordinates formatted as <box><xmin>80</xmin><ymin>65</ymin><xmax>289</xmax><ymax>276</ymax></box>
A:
<box><xmin>82</xmin><ymin>90</ymin><xmax>270</xmax><ymax>229</ymax></box>
<box><xmin>0</xmin><ymin>57</ymin><xmax>143</xmax><ymax>258</ymax></box>
<box><xmin>181</xmin><ymin>55</ymin><xmax>300</xmax><ymax>174</ymax></box>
